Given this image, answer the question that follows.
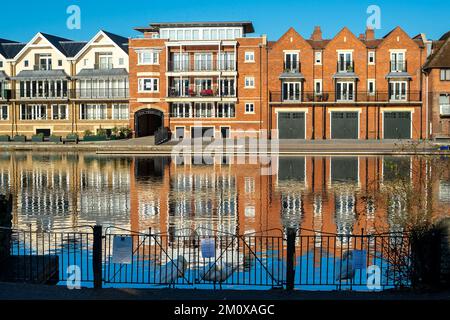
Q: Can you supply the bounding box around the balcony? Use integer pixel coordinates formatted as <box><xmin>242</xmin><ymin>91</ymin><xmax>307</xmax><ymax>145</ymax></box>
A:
<box><xmin>168</xmin><ymin>85</ymin><xmax>236</xmax><ymax>98</ymax></box>
<box><xmin>390</xmin><ymin>60</ymin><xmax>407</xmax><ymax>73</ymax></box>
<box><xmin>14</xmin><ymin>89</ymin><xmax>68</xmax><ymax>100</ymax></box>
<box><xmin>168</xmin><ymin>59</ymin><xmax>236</xmax><ymax>72</ymax></box>
<box><xmin>283</xmin><ymin>62</ymin><xmax>301</xmax><ymax>74</ymax></box>
<box><xmin>269</xmin><ymin>91</ymin><xmax>422</xmax><ymax>103</ymax></box>
<box><xmin>73</xmin><ymin>88</ymin><xmax>129</xmax><ymax>99</ymax></box>
<box><xmin>94</xmin><ymin>63</ymin><xmax>114</xmax><ymax>70</ymax></box>
<box><xmin>33</xmin><ymin>65</ymin><xmax>52</xmax><ymax>71</ymax></box>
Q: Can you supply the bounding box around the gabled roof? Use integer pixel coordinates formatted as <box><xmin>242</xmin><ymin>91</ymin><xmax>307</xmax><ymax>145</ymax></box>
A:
<box><xmin>270</xmin><ymin>27</ymin><xmax>312</xmax><ymax>50</ymax></box>
<box><xmin>13</xmin><ymin>32</ymin><xmax>77</xmax><ymax>60</ymax></box>
<box><xmin>378</xmin><ymin>26</ymin><xmax>424</xmax><ymax>49</ymax></box>
<box><xmin>0</xmin><ymin>42</ymin><xmax>26</xmax><ymax>59</ymax></box>
<box><xmin>423</xmin><ymin>31</ymin><xmax>450</xmax><ymax>70</ymax></box>
<box><xmin>60</xmin><ymin>41</ymin><xmax>88</xmax><ymax>57</ymax></box>
<box><xmin>322</xmin><ymin>27</ymin><xmax>367</xmax><ymax>49</ymax></box>
<box><xmin>73</xmin><ymin>30</ymin><xmax>129</xmax><ymax>60</ymax></box>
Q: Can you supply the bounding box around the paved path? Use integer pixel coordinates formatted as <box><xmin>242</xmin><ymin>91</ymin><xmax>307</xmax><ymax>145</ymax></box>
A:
<box><xmin>0</xmin><ymin>282</ymin><xmax>450</xmax><ymax>300</ymax></box>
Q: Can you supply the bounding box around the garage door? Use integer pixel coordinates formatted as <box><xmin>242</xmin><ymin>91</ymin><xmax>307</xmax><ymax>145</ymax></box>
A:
<box><xmin>278</xmin><ymin>112</ymin><xmax>305</xmax><ymax>139</ymax></box>
<box><xmin>384</xmin><ymin>112</ymin><xmax>411</xmax><ymax>139</ymax></box>
<box><xmin>331</xmin><ymin>112</ymin><xmax>359</xmax><ymax>139</ymax></box>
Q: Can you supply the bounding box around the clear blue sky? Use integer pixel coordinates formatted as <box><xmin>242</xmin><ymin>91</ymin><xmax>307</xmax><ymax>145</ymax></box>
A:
<box><xmin>1</xmin><ymin>0</ymin><xmax>448</xmax><ymax>42</ymax></box>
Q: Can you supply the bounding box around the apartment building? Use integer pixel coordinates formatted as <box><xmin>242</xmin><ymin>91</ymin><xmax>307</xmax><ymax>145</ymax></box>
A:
<box><xmin>129</xmin><ymin>22</ymin><xmax>268</xmax><ymax>139</ymax></box>
<box><xmin>0</xmin><ymin>31</ymin><xmax>129</xmax><ymax>138</ymax></box>
<box><xmin>268</xmin><ymin>26</ymin><xmax>427</xmax><ymax>140</ymax></box>
<box><xmin>423</xmin><ymin>31</ymin><xmax>450</xmax><ymax>139</ymax></box>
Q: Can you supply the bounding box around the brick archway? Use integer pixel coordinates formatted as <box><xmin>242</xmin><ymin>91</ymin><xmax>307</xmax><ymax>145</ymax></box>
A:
<box><xmin>134</xmin><ymin>108</ymin><xmax>164</xmax><ymax>137</ymax></box>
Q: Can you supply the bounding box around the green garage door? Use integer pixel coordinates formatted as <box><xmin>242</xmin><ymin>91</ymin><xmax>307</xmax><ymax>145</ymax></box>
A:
<box><xmin>331</xmin><ymin>112</ymin><xmax>359</xmax><ymax>139</ymax></box>
<box><xmin>384</xmin><ymin>112</ymin><xmax>411</xmax><ymax>139</ymax></box>
<box><xmin>278</xmin><ymin>112</ymin><xmax>305</xmax><ymax>139</ymax></box>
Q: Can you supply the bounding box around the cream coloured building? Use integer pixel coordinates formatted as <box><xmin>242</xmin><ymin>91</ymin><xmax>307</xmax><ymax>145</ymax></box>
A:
<box><xmin>0</xmin><ymin>30</ymin><xmax>129</xmax><ymax>139</ymax></box>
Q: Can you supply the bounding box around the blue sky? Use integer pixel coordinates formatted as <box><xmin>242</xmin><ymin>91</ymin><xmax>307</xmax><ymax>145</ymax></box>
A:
<box><xmin>1</xmin><ymin>0</ymin><xmax>448</xmax><ymax>42</ymax></box>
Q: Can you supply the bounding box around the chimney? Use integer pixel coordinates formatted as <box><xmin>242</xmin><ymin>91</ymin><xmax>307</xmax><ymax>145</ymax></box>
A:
<box><xmin>311</xmin><ymin>26</ymin><xmax>322</xmax><ymax>41</ymax></box>
<box><xmin>365</xmin><ymin>27</ymin><xmax>375</xmax><ymax>40</ymax></box>
<box><xmin>359</xmin><ymin>33</ymin><xmax>365</xmax><ymax>40</ymax></box>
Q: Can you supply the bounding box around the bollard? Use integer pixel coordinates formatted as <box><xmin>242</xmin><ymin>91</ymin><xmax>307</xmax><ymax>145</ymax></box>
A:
<box><xmin>286</xmin><ymin>228</ymin><xmax>296</xmax><ymax>290</ymax></box>
<box><xmin>93</xmin><ymin>225</ymin><xmax>103</xmax><ymax>289</ymax></box>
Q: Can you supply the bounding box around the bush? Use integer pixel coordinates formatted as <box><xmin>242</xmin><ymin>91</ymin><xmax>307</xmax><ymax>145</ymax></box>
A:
<box><xmin>96</xmin><ymin>128</ymin><xmax>107</xmax><ymax>136</ymax></box>
<box><xmin>65</xmin><ymin>133</ymin><xmax>79</xmax><ymax>142</ymax></box>
<box><xmin>31</xmin><ymin>133</ymin><xmax>44</xmax><ymax>142</ymax></box>
<box><xmin>83</xmin><ymin>130</ymin><xmax>93</xmax><ymax>137</ymax></box>
<box><xmin>49</xmin><ymin>135</ymin><xmax>62</xmax><ymax>143</ymax></box>
<box><xmin>119</xmin><ymin>127</ymin><xmax>132</xmax><ymax>138</ymax></box>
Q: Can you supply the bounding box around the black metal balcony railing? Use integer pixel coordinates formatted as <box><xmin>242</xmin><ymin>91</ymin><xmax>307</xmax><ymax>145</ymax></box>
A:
<box><xmin>337</xmin><ymin>61</ymin><xmax>355</xmax><ymax>73</ymax></box>
<box><xmin>168</xmin><ymin>59</ymin><xmax>236</xmax><ymax>72</ymax></box>
<box><xmin>168</xmin><ymin>85</ymin><xmax>236</xmax><ymax>98</ymax></box>
<box><xmin>33</xmin><ymin>65</ymin><xmax>52</xmax><ymax>71</ymax></box>
<box><xmin>390</xmin><ymin>60</ymin><xmax>407</xmax><ymax>72</ymax></box>
<box><xmin>73</xmin><ymin>88</ymin><xmax>129</xmax><ymax>99</ymax></box>
<box><xmin>283</xmin><ymin>62</ymin><xmax>301</xmax><ymax>73</ymax></box>
<box><xmin>15</xmin><ymin>90</ymin><xmax>68</xmax><ymax>100</ymax></box>
<box><xmin>270</xmin><ymin>91</ymin><xmax>422</xmax><ymax>103</ymax></box>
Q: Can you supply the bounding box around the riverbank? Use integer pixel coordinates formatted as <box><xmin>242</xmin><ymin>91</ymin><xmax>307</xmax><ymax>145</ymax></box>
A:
<box><xmin>0</xmin><ymin>282</ymin><xmax>449</xmax><ymax>300</ymax></box>
<box><xmin>0</xmin><ymin>137</ymin><xmax>448</xmax><ymax>155</ymax></box>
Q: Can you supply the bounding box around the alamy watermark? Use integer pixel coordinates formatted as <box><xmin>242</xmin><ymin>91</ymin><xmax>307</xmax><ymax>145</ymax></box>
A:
<box><xmin>366</xmin><ymin>5</ymin><xmax>381</xmax><ymax>30</ymax></box>
<box><xmin>66</xmin><ymin>265</ymin><xmax>81</xmax><ymax>290</ymax></box>
<box><xmin>67</xmin><ymin>5</ymin><xmax>81</xmax><ymax>30</ymax></box>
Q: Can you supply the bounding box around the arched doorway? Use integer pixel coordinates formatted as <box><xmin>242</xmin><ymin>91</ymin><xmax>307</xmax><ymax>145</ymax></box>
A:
<box><xmin>135</xmin><ymin>109</ymin><xmax>163</xmax><ymax>137</ymax></box>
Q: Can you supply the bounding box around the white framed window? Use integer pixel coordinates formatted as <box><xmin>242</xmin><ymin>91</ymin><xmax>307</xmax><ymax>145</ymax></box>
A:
<box><xmin>244</xmin><ymin>51</ymin><xmax>255</xmax><ymax>62</ymax></box>
<box><xmin>389</xmin><ymin>81</ymin><xmax>407</xmax><ymax>101</ymax></box>
<box><xmin>390</xmin><ymin>51</ymin><xmax>406</xmax><ymax>72</ymax></box>
<box><xmin>216</xmin><ymin>103</ymin><xmax>235</xmax><ymax>118</ymax></box>
<box><xmin>137</xmin><ymin>50</ymin><xmax>159</xmax><ymax>65</ymax></box>
<box><xmin>138</xmin><ymin>78</ymin><xmax>159</xmax><ymax>92</ymax></box>
<box><xmin>24</xmin><ymin>60</ymin><xmax>29</xmax><ymax>67</ymax></box>
<box><xmin>245</xmin><ymin>103</ymin><xmax>255</xmax><ymax>114</ymax></box>
<box><xmin>80</xmin><ymin>104</ymin><xmax>107</xmax><ymax>120</ymax></box>
<box><xmin>314</xmin><ymin>51</ymin><xmax>322</xmax><ymax>65</ymax></box>
<box><xmin>51</xmin><ymin>104</ymin><xmax>68</xmax><ymax>120</ymax></box>
<box><xmin>20</xmin><ymin>104</ymin><xmax>47</xmax><ymax>120</ymax></box>
<box><xmin>118</xmin><ymin>58</ymin><xmax>124</xmax><ymax>66</ymax></box>
<box><xmin>368</xmin><ymin>51</ymin><xmax>376</xmax><ymax>65</ymax></box>
<box><xmin>440</xmin><ymin>94</ymin><xmax>450</xmax><ymax>116</ymax></box>
<box><xmin>244</xmin><ymin>177</ymin><xmax>255</xmax><ymax>193</ymax></box>
<box><xmin>440</xmin><ymin>69</ymin><xmax>450</xmax><ymax>81</ymax></box>
<box><xmin>336</xmin><ymin>81</ymin><xmax>355</xmax><ymax>101</ymax></box>
<box><xmin>284</xmin><ymin>52</ymin><xmax>299</xmax><ymax>72</ymax></box>
<box><xmin>244</xmin><ymin>77</ymin><xmax>255</xmax><ymax>88</ymax></box>
<box><xmin>83</xmin><ymin>59</ymin><xmax>88</xmax><ymax>66</ymax></box>
<box><xmin>112</xmin><ymin>104</ymin><xmax>129</xmax><ymax>120</ymax></box>
<box><xmin>368</xmin><ymin>79</ymin><xmax>376</xmax><ymax>95</ymax></box>
<box><xmin>245</xmin><ymin>206</ymin><xmax>256</xmax><ymax>218</ymax></box>
<box><xmin>282</xmin><ymin>82</ymin><xmax>301</xmax><ymax>101</ymax></box>
<box><xmin>1</xmin><ymin>105</ymin><xmax>7</xmax><ymax>120</ymax></box>
<box><xmin>314</xmin><ymin>79</ymin><xmax>322</xmax><ymax>95</ymax></box>
<box><xmin>337</xmin><ymin>51</ymin><xmax>353</xmax><ymax>72</ymax></box>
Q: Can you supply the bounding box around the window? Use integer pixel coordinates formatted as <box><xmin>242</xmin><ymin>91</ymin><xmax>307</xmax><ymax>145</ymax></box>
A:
<box><xmin>52</xmin><ymin>104</ymin><xmax>68</xmax><ymax>120</ymax></box>
<box><xmin>390</xmin><ymin>51</ymin><xmax>406</xmax><ymax>72</ymax></box>
<box><xmin>440</xmin><ymin>69</ymin><xmax>450</xmax><ymax>81</ymax></box>
<box><xmin>24</xmin><ymin>60</ymin><xmax>29</xmax><ymax>67</ymax></box>
<box><xmin>80</xmin><ymin>104</ymin><xmax>107</xmax><ymax>120</ymax></box>
<box><xmin>137</xmin><ymin>50</ymin><xmax>159</xmax><ymax>65</ymax></box>
<box><xmin>336</xmin><ymin>81</ymin><xmax>355</xmax><ymax>101</ymax></box>
<box><xmin>245</xmin><ymin>103</ymin><xmax>255</xmax><ymax>114</ymax></box>
<box><xmin>440</xmin><ymin>94</ymin><xmax>450</xmax><ymax>116</ymax></box>
<box><xmin>58</xmin><ymin>60</ymin><xmax>63</xmax><ymax>67</ymax></box>
<box><xmin>19</xmin><ymin>80</ymin><xmax>68</xmax><ymax>98</ymax></box>
<box><xmin>282</xmin><ymin>82</ymin><xmax>301</xmax><ymax>101</ymax></box>
<box><xmin>244</xmin><ymin>77</ymin><xmax>255</xmax><ymax>88</ymax></box>
<box><xmin>83</xmin><ymin>59</ymin><xmax>88</xmax><ymax>66</ymax></box>
<box><xmin>194</xmin><ymin>53</ymin><xmax>213</xmax><ymax>71</ymax></box>
<box><xmin>315</xmin><ymin>51</ymin><xmax>322</xmax><ymax>65</ymax></box>
<box><xmin>244</xmin><ymin>177</ymin><xmax>255</xmax><ymax>193</ymax></box>
<box><xmin>389</xmin><ymin>81</ymin><xmax>407</xmax><ymax>101</ymax></box>
<box><xmin>98</xmin><ymin>53</ymin><xmax>113</xmax><ymax>69</ymax></box>
<box><xmin>171</xmin><ymin>103</ymin><xmax>191</xmax><ymax>118</ymax></box>
<box><xmin>38</xmin><ymin>54</ymin><xmax>52</xmax><ymax>70</ymax></box>
<box><xmin>20</xmin><ymin>104</ymin><xmax>47</xmax><ymax>120</ymax></box>
<box><xmin>244</xmin><ymin>51</ymin><xmax>255</xmax><ymax>62</ymax></box>
<box><xmin>1</xmin><ymin>105</ymin><xmax>7</xmax><ymax>120</ymax></box>
<box><xmin>119</xmin><ymin>58</ymin><xmax>124</xmax><ymax>66</ymax></box>
<box><xmin>284</xmin><ymin>52</ymin><xmax>299</xmax><ymax>72</ymax></box>
<box><xmin>368</xmin><ymin>79</ymin><xmax>376</xmax><ymax>95</ymax></box>
<box><xmin>112</xmin><ymin>104</ymin><xmax>129</xmax><ymax>120</ymax></box>
<box><xmin>368</xmin><ymin>51</ymin><xmax>375</xmax><ymax>65</ymax></box>
<box><xmin>314</xmin><ymin>79</ymin><xmax>322</xmax><ymax>95</ymax></box>
<box><xmin>138</xmin><ymin>78</ymin><xmax>159</xmax><ymax>92</ymax></box>
<box><xmin>338</xmin><ymin>52</ymin><xmax>353</xmax><ymax>72</ymax></box>
<box><xmin>0</xmin><ymin>61</ymin><xmax>3</xmax><ymax>68</ymax></box>
<box><xmin>216</xmin><ymin>103</ymin><xmax>235</xmax><ymax>118</ymax></box>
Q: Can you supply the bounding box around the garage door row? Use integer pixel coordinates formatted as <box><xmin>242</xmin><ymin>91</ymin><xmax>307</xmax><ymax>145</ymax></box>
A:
<box><xmin>277</xmin><ymin>111</ymin><xmax>412</xmax><ymax>139</ymax></box>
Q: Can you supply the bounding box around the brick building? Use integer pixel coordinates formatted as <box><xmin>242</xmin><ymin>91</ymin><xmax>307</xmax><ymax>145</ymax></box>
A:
<box><xmin>0</xmin><ymin>31</ymin><xmax>129</xmax><ymax>139</ymax></box>
<box><xmin>423</xmin><ymin>31</ymin><xmax>450</xmax><ymax>139</ymax></box>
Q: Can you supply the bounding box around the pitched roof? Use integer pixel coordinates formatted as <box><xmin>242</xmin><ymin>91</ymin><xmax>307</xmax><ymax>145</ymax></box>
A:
<box><xmin>59</xmin><ymin>41</ymin><xmax>87</xmax><ymax>57</ymax></box>
<box><xmin>101</xmin><ymin>30</ymin><xmax>129</xmax><ymax>53</ymax></box>
<box><xmin>423</xmin><ymin>31</ymin><xmax>450</xmax><ymax>70</ymax></box>
<box><xmin>0</xmin><ymin>42</ymin><xmax>26</xmax><ymax>59</ymax></box>
<box><xmin>40</xmin><ymin>33</ymin><xmax>74</xmax><ymax>55</ymax></box>
<box><xmin>306</xmin><ymin>39</ymin><xmax>330</xmax><ymax>49</ymax></box>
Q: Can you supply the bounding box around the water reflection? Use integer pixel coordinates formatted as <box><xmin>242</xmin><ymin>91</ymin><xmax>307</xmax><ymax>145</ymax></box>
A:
<box><xmin>0</xmin><ymin>152</ymin><xmax>448</xmax><ymax>236</ymax></box>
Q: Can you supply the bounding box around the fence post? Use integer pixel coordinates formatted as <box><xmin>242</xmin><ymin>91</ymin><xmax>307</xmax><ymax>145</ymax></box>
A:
<box><xmin>0</xmin><ymin>194</ymin><xmax>12</xmax><ymax>274</ymax></box>
<box><xmin>93</xmin><ymin>225</ymin><xmax>103</xmax><ymax>290</ymax></box>
<box><xmin>286</xmin><ymin>228</ymin><xmax>296</xmax><ymax>290</ymax></box>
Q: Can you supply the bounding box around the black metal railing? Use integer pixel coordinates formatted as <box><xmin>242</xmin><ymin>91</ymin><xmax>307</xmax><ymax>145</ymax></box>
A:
<box><xmin>168</xmin><ymin>85</ymin><xmax>236</xmax><ymax>98</ymax></box>
<box><xmin>33</xmin><ymin>65</ymin><xmax>52</xmax><ymax>71</ymax></box>
<box><xmin>14</xmin><ymin>90</ymin><xmax>69</xmax><ymax>100</ymax></box>
<box><xmin>390</xmin><ymin>60</ymin><xmax>407</xmax><ymax>72</ymax></box>
<box><xmin>283</xmin><ymin>62</ymin><xmax>301</xmax><ymax>74</ymax></box>
<box><xmin>0</xmin><ymin>225</ymin><xmax>421</xmax><ymax>291</ymax></box>
<box><xmin>94</xmin><ymin>63</ymin><xmax>114</xmax><ymax>70</ymax></box>
<box><xmin>155</xmin><ymin>126</ymin><xmax>170</xmax><ymax>145</ymax></box>
<box><xmin>270</xmin><ymin>91</ymin><xmax>422</xmax><ymax>103</ymax></box>
<box><xmin>168</xmin><ymin>59</ymin><xmax>236</xmax><ymax>72</ymax></box>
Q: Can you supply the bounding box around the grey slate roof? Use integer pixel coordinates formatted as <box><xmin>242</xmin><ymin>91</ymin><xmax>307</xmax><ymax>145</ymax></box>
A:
<box><xmin>60</xmin><ymin>41</ymin><xmax>88</xmax><ymax>57</ymax></box>
<box><xmin>75</xmin><ymin>68</ymin><xmax>128</xmax><ymax>78</ymax></box>
<box><xmin>0</xmin><ymin>42</ymin><xmax>26</xmax><ymax>59</ymax></box>
<box><xmin>332</xmin><ymin>72</ymin><xmax>359</xmax><ymax>79</ymax></box>
<box><xmin>101</xmin><ymin>30</ymin><xmax>129</xmax><ymax>53</ymax></box>
<box><xmin>279</xmin><ymin>72</ymin><xmax>305</xmax><ymax>79</ymax></box>
<box><xmin>13</xmin><ymin>70</ymin><xmax>70</xmax><ymax>80</ymax></box>
<box><xmin>385</xmin><ymin>72</ymin><xmax>412</xmax><ymax>79</ymax></box>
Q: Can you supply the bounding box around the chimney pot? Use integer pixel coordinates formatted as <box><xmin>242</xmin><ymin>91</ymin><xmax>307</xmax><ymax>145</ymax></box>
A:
<box><xmin>365</xmin><ymin>27</ymin><xmax>375</xmax><ymax>40</ymax></box>
<box><xmin>311</xmin><ymin>26</ymin><xmax>322</xmax><ymax>41</ymax></box>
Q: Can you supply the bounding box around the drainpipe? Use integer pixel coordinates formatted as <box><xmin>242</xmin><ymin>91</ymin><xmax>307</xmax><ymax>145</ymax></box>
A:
<box><xmin>425</xmin><ymin>71</ymin><xmax>429</xmax><ymax>140</ymax></box>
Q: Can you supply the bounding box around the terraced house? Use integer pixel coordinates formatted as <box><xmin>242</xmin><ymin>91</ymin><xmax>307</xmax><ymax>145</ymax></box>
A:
<box><xmin>0</xmin><ymin>30</ymin><xmax>129</xmax><ymax>139</ymax></box>
<box><xmin>268</xmin><ymin>26</ymin><xmax>427</xmax><ymax>140</ymax></box>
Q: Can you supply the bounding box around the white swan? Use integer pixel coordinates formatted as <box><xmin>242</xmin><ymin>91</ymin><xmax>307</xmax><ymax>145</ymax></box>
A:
<box><xmin>159</xmin><ymin>255</ymin><xmax>188</xmax><ymax>284</ymax></box>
